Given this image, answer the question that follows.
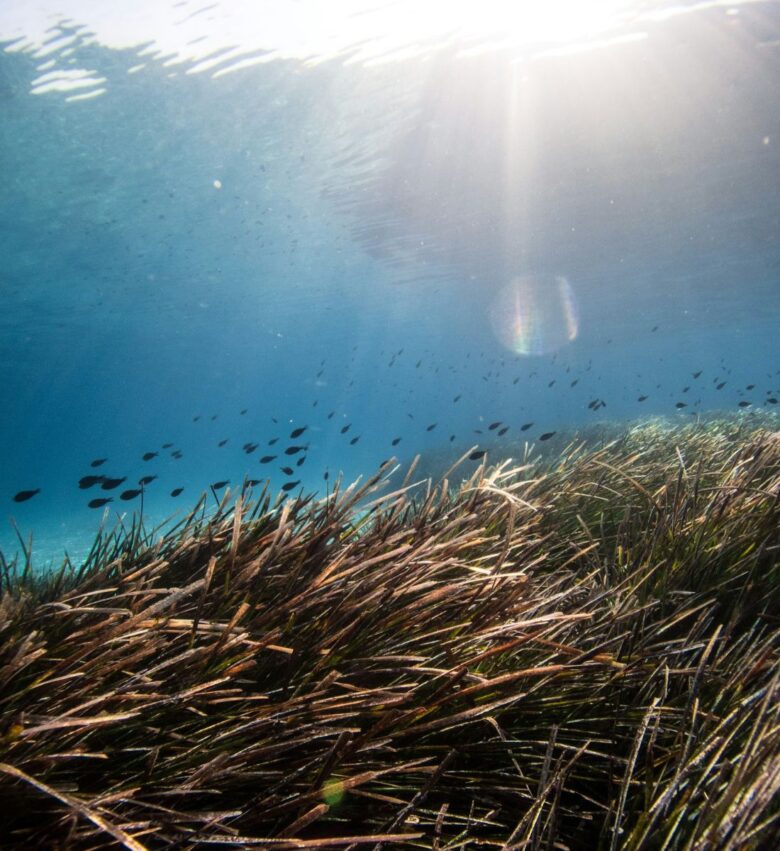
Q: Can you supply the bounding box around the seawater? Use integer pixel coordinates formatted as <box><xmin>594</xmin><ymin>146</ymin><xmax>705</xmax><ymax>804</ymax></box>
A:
<box><xmin>1</xmin><ymin>1</ymin><xmax>778</xmax><ymax>568</ymax></box>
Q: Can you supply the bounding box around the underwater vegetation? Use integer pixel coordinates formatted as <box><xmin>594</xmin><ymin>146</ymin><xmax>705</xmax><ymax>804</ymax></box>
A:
<box><xmin>0</xmin><ymin>415</ymin><xmax>778</xmax><ymax>849</ymax></box>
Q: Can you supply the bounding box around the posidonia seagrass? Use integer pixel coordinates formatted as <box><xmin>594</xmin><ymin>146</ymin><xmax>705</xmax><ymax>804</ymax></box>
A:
<box><xmin>1</xmin><ymin>414</ymin><xmax>778</xmax><ymax>849</ymax></box>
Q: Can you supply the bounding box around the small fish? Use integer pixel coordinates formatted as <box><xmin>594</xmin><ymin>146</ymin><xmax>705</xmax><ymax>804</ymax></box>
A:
<box><xmin>285</xmin><ymin>446</ymin><xmax>305</xmax><ymax>455</ymax></box>
<box><xmin>211</xmin><ymin>480</ymin><xmax>229</xmax><ymax>489</ymax></box>
<box><xmin>79</xmin><ymin>475</ymin><xmax>104</xmax><ymax>489</ymax></box>
<box><xmin>539</xmin><ymin>432</ymin><xmax>556</xmax><ymax>441</ymax></box>
<box><xmin>341</xmin><ymin>424</ymin><xmax>351</xmax><ymax>434</ymax></box>
<box><xmin>290</xmin><ymin>426</ymin><xmax>307</xmax><ymax>438</ymax></box>
<box><xmin>651</xmin><ymin>325</ymin><xmax>659</xmax><ymax>332</ymax></box>
<box><xmin>767</xmin><ymin>397</ymin><xmax>778</xmax><ymax>404</ymax></box>
<box><xmin>142</xmin><ymin>452</ymin><xmax>158</xmax><ymax>461</ymax></box>
<box><xmin>247</xmin><ymin>479</ymin><xmax>261</xmax><ymax>486</ymax></box>
<box><xmin>391</xmin><ymin>437</ymin><xmax>402</xmax><ymax>446</ymax></box>
<box><xmin>469</xmin><ymin>450</ymin><xmax>486</xmax><ymax>460</ymax></box>
<box><xmin>170</xmin><ymin>487</ymin><xmax>184</xmax><ymax>497</ymax></box>
<box><xmin>488</xmin><ymin>422</ymin><xmax>501</xmax><ymax>430</ymax></box>
<box><xmin>296</xmin><ymin>456</ymin><xmax>306</xmax><ymax>466</ymax></box>
<box><xmin>171</xmin><ymin>450</ymin><xmax>183</xmax><ymax>459</ymax></box>
<box><xmin>260</xmin><ymin>455</ymin><xmax>277</xmax><ymax>463</ymax></box>
<box><xmin>716</xmin><ymin>381</ymin><xmax>726</xmax><ymax>390</ymax></box>
<box><xmin>426</xmin><ymin>423</ymin><xmax>437</xmax><ymax>431</ymax></box>
<box><xmin>323</xmin><ymin>471</ymin><xmax>329</xmax><ymax>480</ymax></box>
<box><xmin>280</xmin><ymin>466</ymin><xmax>294</xmax><ymax>475</ymax></box>
<box><xmin>193</xmin><ymin>415</ymin><xmax>201</xmax><ymax>422</ymax></box>
<box><xmin>738</xmin><ymin>401</ymin><xmax>751</xmax><ymax>408</ymax></box>
<box><xmin>120</xmin><ymin>489</ymin><xmax>142</xmax><ymax>501</ymax></box>
<box><xmin>675</xmin><ymin>402</ymin><xmax>687</xmax><ymax>409</ymax></box>
<box><xmin>548</xmin><ymin>380</ymin><xmax>556</xmax><ymax>388</ymax></box>
<box><xmin>88</xmin><ymin>497</ymin><xmax>112</xmax><ymax>509</ymax></box>
<box><xmin>218</xmin><ymin>439</ymin><xmax>228</xmax><ymax>447</ymax></box>
<box><xmin>327</xmin><ymin>411</ymin><xmax>335</xmax><ymax>419</ymax></box>
<box><xmin>13</xmin><ymin>488</ymin><xmax>40</xmax><ymax>503</ymax></box>
<box><xmin>162</xmin><ymin>442</ymin><xmax>174</xmax><ymax>449</ymax></box>
<box><xmin>453</xmin><ymin>394</ymin><xmax>461</xmax><ymax>402</ymax></box>
<box><xmin>570</xmin><ymin>379</ymin><xmax>579</xmax><ymax>387</ymax></box>
<box><xmin>637</xmin><ymin>395</ymin><xmax>648</xmax><ymax>402</ymax></box>
<box><xmin>268</xmin><ymin>437</ymin><xmax>279</xmax><ymax>445</ymax></box>
<box><xmin>350</xmin><ymin>436</ymin><xmax>360</xmax><ymax>445</ymax></box>
<box><xmin>101</xmin><ymin>477</ymin><xmax>126</xmax><ymax>490</ymax></box>
<box><xmin>520</xmin><ymin>422</ymin><xmax>534</xmax><ymax>431</ymax></box>
<box><xmin>498</xmin><ymin>426</ymin><xmax>509</xmax><ymax>436</ymax></box>
<box><xmin>450</xmin><ymin>434</ymin><xmax>456</xmax><ymax>442</ymax></box>
<box><xmin>90</xmin><ymin>458</ymin><xmax>107</xmax><ymax>468</ymax></box>
<box><xmin>746</xmin><ymin>384</ymin><xmax>755</xmax><ymax>390</ymax></box>
<box><xmin>138</xmin><ymin>475</ymin><xmax>157</xmax><ymax>486</ymax></box>
<box><xmin>281</xmin><ymin>480</ymin><xmax>300</xmax><ymax>492</ymax></box>
<box><xmin>240</xmin><ymin>409</ymin><xmax>248</xmax><ymax>415</ymax></box>
<box><xmin>692</xmin><ymin>371</ymin><xmax>702</xmax><ymax>378</ymax></box>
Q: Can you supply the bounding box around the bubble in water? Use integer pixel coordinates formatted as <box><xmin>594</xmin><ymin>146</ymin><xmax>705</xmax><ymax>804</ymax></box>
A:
<box><xmin>489</xmin><ymin>275</ymin><xmax>579</xmax><ymax>356</ymax></box>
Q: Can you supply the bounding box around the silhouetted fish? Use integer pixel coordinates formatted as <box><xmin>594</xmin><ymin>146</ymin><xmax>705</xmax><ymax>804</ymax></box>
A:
<box><xmin>285</xmin><ymin>446</ymin><xmax>305</xmax><ymax>455</ymax></box>
<box><xmin>142</xmin><ymin>452</ymin><xmax>158</xmax><ymax>461</ymax></box>
<box><xmin>13</xmin><ymin>488</ymin><xmax>40</xmax><ymax>503</ymax></box>
<box><xmin>120</xmin><ymin>489</ymin><xmax>142</xmax><ymax>501</ymax></box>
<box><xmin>426</xmin><ymin>423</ymin><xmax>437</xmax><ymax>431</ymax></box>
<box><xmin>692</xmin><ymin>371</ymin><xmax>702</xmax><ymax>378</ymax></box>
<box><xmin>101</xmin><ymin>477</ymin><xmax>126</xmax><ymax>490</ymax></box>
<box><xmin>638</xmin><ymin>395</ymin><xmax>648</xmax><ymax>402</ymax></box>
<box><xmin>341</xmin><ymin>424</ymin><xmax>351</xmax><ymax>434</ymax></box>
<box><xmin>171</xmin><ymin>487</ymin><xmax>184</xmax><ymax>497</ymax></box>
<box><xmin>453</xmin><ymin>395</ymin><xmax>461</xmax><ymax>402</ymax></box>
<box><xmin>280</xmin><ymin>466</ymin><xmax>294</xmax><ymax>475</ymax></box>
<box><xmin>290</xmin><ymin>426</ymin><xmax>307</xmax><ymax>438</ymax></box>
<box><xmin>676</xmin><ymin>402</ymin><xmax>687</xmax><ymax>409</ymax></box>
<box><xmin>88</xmin><ymin>497</ymin><xmax>112</xmax><ymax>508</ymax></box>
<box><xmin>260</xmin><ymin>455</ymin><xmax>276</xmax><ymax>463</ymax></box>
<box><xmin>162</xmin><ymin>442</ymin><xmax>174</xmax><ymax>449</ymax></box>
<box><xmin>138</xmin><ymin>475</ymin><xmax>157</xmax><ymax>485</ymax></box>
<box><xmin>90</xmin><ymin>458</ymin><xmax>107</xmax><ymax>468</ymax></box>
<box><xmin>350</xmin><ymin>436</ymin><xmax>360</xmax><ymax>445</ymax></box>
<box><xmin>212</xmin><ymin>480</ymin><xmax>229</xmax><ymax>489</ymax></box>
<box><xmin>539</xmin><ymin>432</ymin><xmax>556</xmax><ymax>441</ymax></box>
<box><xmin>521</xmin><ymin>422</ymin><xmax>534</xmax><ymax>431</ymax></box>
<box><xmin>488</xmin><ymin>422</ymin><xmax>501</xmax><ymax>430</ymax></box>
<box><xmin>767</xmin><ymin>397</ymin><xmax>778</xmax><ymax>404</ymax></box>
<box><xmin>716</xmin><ymin>381</ymin><xmax>726</xmax><ymax>390</ymax></box>
<box><xmin>296</xmin><ymin>456</ymin><xmax>306</xmax><ymax>466</ymax></box>
<box><xmin>79</xmin><ymin>475</ymin><xmax>104</xmax><ymax>489</ymax></box>
<box><xmin>218</xmin><ymin>439</ymin><xmax>228</xmax><ymax>447</ymax></box>
<box><xmin>268</xmin><ymin>437</ymin><xmax>279</xmax><ymax>445</ymax></box>
<box><xmin>498</xmin><ymin>426</ymin><xmax>509</xmax><ymax>436</ymax></box>
<box><xmin>391</xmin><ymin>437</ymin><xmax>402</xmax><ymax>446</ymax></box>
<box><xmin>281</xmin><ymin>480</ymin><xmax>300</xmax><ymax>492</ymax></box>
<box><xmin>247</xmin><ymin>479</ymin><xmax>261</xmax><ymax>486</ymax></box>
<box><xmin>469</xmin><ymin>450</ymin><xmax>486</xmax><ymax>460</ymax></box>
<box><xmin>738</xmin><ymin>401</ymin><xmax>751</xmax><ymax>408</ymax></box>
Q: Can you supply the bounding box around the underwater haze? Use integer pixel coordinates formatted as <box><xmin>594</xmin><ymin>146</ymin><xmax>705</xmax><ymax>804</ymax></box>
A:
<box><xmin>1</xmin><ymin>0</ymin><xmax>779</xmax><ymax>568</ymax></box>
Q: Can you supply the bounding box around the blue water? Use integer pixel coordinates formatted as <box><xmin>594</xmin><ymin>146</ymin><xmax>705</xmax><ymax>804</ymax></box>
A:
<box><xmin>1</xmin><ymin>1</ymin><xmax>779</xmax><ymax>568</ymax></box>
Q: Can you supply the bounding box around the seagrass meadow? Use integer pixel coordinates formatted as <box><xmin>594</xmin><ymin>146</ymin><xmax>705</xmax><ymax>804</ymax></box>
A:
<box><xmin>1</xmin><ymin>414</ymin><xmax>778</xmax><ymax>850</ymax></box>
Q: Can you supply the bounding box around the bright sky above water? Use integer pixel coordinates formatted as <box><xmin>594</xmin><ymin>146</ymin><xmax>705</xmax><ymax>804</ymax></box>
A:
<box><xmin>0</xmin><ymin>0</ymin><xmax>760</xmax><ymax>95</ymax></box>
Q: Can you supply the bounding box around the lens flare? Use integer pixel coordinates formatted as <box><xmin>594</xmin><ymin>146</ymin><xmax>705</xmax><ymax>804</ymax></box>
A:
<box><xmin>490</xmin><ymin>275</ymin><xmax>579</xmax><ymax>356</ymax></box>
